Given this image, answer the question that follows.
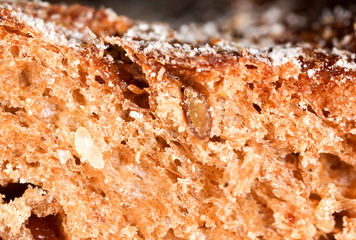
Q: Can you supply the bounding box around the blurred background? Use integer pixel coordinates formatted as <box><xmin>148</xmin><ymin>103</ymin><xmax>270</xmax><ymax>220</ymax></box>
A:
<box><xmin>46</xmin><ymin>0</ymin><xmax>356</xmax><ymax>28</ymax></box>
<box><xmin>47</xmin><ymin>0</ymin><xmax>235</xmax><ymax>27</ymax></box>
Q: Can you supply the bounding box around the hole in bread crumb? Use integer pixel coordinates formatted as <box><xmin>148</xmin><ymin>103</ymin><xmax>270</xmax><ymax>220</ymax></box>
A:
<box><xmin>92</xmin><ymin>112</ymin><xmax>99</xmax><ymax>120</ymax></box>
<box><xmin>213</xmin><ymin>77</ymin><xmax>224</xmax><ymax>88</ymax></box>
<box><xmin>19</xmin><ymin>66</ymin><xmax>32</xmax><ymax>87</ymax></box>
<box><xmin>135</xmin><ymin>92</ymin><xmax>150</xmax><ymax>109</ymax></box>
<box><xmin>95</xmin><ymin>75</ymin><xmax>106</xmax><ymax>84</ymax></box>
<box><xmin>319</xmin><ymin>233</ymin><xmax>336</xmax><ymax>240</ymax></box>
<box><xmin>274</xmin><ymin>79</ymin><xmax>282</xmax><ymax>90</ymax></box>
<box><xmin>0</xmin><ymin>183</ymin><xmax>34</xmax><ymax>203</ymax></box>
<box><xmin>210</xmin><ymin>135</ymin><xmax>226</xmax><ymax>143</ymax></box>
<box><xmin>105</xmin><ymin>44</ymin><xmax>132</xmax><ymax>63</ymax></box>
<box><xmin>121</xmin><ymin>140</ymin><xmax>127</xmax><ymax>145</ymax></box>
<box><xmin>322</xmin><ymin>153</ymin><xmax>342</xmax><ymax>170</ymax></box>
<box><xmin>42</xmin><ymin>88</ymin><xmax>52</xmax><ymax>97</ymax></box>
<box><xmin>78</xmin><ymin>67</ymin><xmax>88</xmax><ymax>86</ymax></box>
<box><xmin>72</xmin><ymin>89</ymin><xmax>87</xmax><ymax>106</ymax></box>
<box><xmin>333</xmin><ymin>211</ymin><xmax>345</xmax><ymax>230</ymax></box>
<box><xmin>1</xmin><ymin>160</ymin><xmax>9</xmax><ymax>170</ymax></box>
<box><xmin>233</xmin><ymin>149</ymin><xmax>245</xmax><ymax>160</ymax></box>
<box><xmin>173</xmin><ymin>159</ymin><xmax>182</xmax><ymax>167</ymax></box>
<box><xmin>9</xmin><ymin>46</ymin><xmax>20</xmax><ymax>57</ymax></box>
<box><xmin>4</xmin><ymin>106</ymin><xmax>22</xmax><ymax>115</ymax></box>
<box><xmin>247</xmin><ymin>82</ymin><xmax>254</xmax><ymax>90</ymax></box>
<box><xmin>319</xmin><ymin>153</ymin><xmax>356</xmax><ymax>188</ymax></box>
<box><xmin>322</xmin><ymin>109</ymin><xmax>330</xmax><ymax>118</ymax></box>
<box><xmin>285</xmin><ymin>153</ymin><xmax>299</xmax><ymax>164</ymax></box>
<box><xmin>245</xmin><ymin>64</ymin><xmax>258</xmax><ymax>70</ymax></box>
<box><xmin>179</xmin><ymin>206</ymin><xmax>188</xmax><ymax>216</ymax></box>
<box><xmin>26</xmin><ymin>214</ymin><xmax>64</xmax><ymax>240</ymax></box>
<box><xmin>253</xmin><ymin>103</ymin><xmax>262</xmax><ymax>114</ymax></box>
<box><xmin>61</xmin><ymin>58</ymin><xmax>68</xmax><ymax>67</ymax></box>
<box><xmin>27</xmin><ymin>161</ymin><xmax>40</xmax><ymax>167</ymax></box>
<box><xmin>309</xmin><ymin>193</ymin><xmax>322</xmax><ymax>201</ymax></box>
<box><xmin>166</xmin><ymin>170</ymin><xmax>180</xmax><ymax>183</ymax></box>
<box><xmin>156</xmin><ymin>136</ymin><xmax>170</xmax><ymax>150</ymax></box>
<box><xmin>149</xmin><ymin>112</ymin><xmax>156</xmax><ymax>120</ymax></box>
<box><xmin>109</xmin><ymin>45</ymin><xmax>149</xmax><ymax>90</ymax></box>
<box><xmin>20</xmin><ymin>121</ymin><xmax>29</xmax><ymax>128</ymax></box>
<box><xmin>74</xmin><ymin>156</ymin><xmax>81</xmax><ymax>165</ymax></box>
<box><xmin>307</xmin><ymin>105</ymin><xmax>317</xmax><ymax>115</ymax></box>
<box><xmin>124</xmin><ymin>91</ymin><xmax>150</xmax><ymax>109</ymax></box>
<box><xmin>180</xmin><ymin>86</ymin><xmax>185</xmax><ymax>95</ymax></box>
<box><xmin>292</xmin><ymin>170</ymin><xmax>303</xmax><ymax>181</ymax></box>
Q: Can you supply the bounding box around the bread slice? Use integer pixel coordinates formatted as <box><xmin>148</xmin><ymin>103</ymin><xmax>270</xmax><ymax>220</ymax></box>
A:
<box><xmin>0</xmin><ymin>1</ymin><xmax>355</xmax><ymax>239</ymax></box>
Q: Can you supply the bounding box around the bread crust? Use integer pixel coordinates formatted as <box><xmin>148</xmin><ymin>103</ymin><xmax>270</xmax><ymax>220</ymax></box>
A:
<box><xmin>0</xmin><ymin>1</ymin><xmax>355</xmax><ymax>240</ymax></box>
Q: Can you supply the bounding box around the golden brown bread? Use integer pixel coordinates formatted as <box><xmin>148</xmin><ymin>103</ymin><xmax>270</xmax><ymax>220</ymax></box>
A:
<box><xmin>0</xmin><ymin>1</ymin><xmax>355</xmax><ymax>239</ymax></box>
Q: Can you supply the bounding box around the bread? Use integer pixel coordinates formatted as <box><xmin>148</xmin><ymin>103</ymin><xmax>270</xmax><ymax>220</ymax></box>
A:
<box><xmin>0</xmin><ymin>1</ymin><xmax>355</xmax><ymax>239</ymax></box>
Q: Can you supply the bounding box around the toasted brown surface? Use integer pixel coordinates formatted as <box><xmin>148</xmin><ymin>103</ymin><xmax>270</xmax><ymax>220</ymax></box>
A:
<box><xmin>0</xmin><ymin>1</ymin><xmax>355</xmax><ymax>240</ymax></box>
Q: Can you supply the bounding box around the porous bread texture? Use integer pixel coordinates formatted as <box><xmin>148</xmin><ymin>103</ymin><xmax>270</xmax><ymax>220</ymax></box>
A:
<box><xmin>0</xmin><ymin>1</ymin><xmax>355</xmax><ymax>240</ymax></box>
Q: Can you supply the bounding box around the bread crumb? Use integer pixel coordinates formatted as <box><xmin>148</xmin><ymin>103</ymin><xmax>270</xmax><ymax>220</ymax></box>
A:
<box><xmin>307</xmin><ymin>69</ymin><xmax>316</xmax><ymax>78</ymax></box>
<box><xmin>178</xmin><ymin>126</ymin><xmax>185</xmax><ymax>132</ymax></box>
<box><xmin>135</xmin><ymin>150</ymin><xmax>142</xmax><ymax>164</ymax></box>
<box><xmin>120</xmin><ymin>225</ymin><xmax>138</xmax><ymax>239</ymax></box>
<box><xmin>57</xmin><ymin>150</ymin><xmax>72</xmax><ymax>164</ymax></box>
<box><xmin>129</xmin><ymin>111</ymin><xmax>143</xmax><ymax>119</ymax></box>
<box><xmin>4</xmin><ymin>164</ymin><xmax>20</xmax><ymax>181</ymax></box>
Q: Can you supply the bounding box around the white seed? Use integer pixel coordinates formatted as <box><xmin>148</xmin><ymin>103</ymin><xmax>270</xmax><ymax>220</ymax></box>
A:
<box><xmin>87</xmin><ymin>145</ymin><xmax>104</xmax><ymax>169</ymax></box>
<box><xmin>75</xmin><ymin>127</ymin><xmax>94</xmax><ymax>154</ymax></box>
<box><xmin>75</xmin><ymin>127</ymin><xmax>104</xmax><ymax>169</ymax></box>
